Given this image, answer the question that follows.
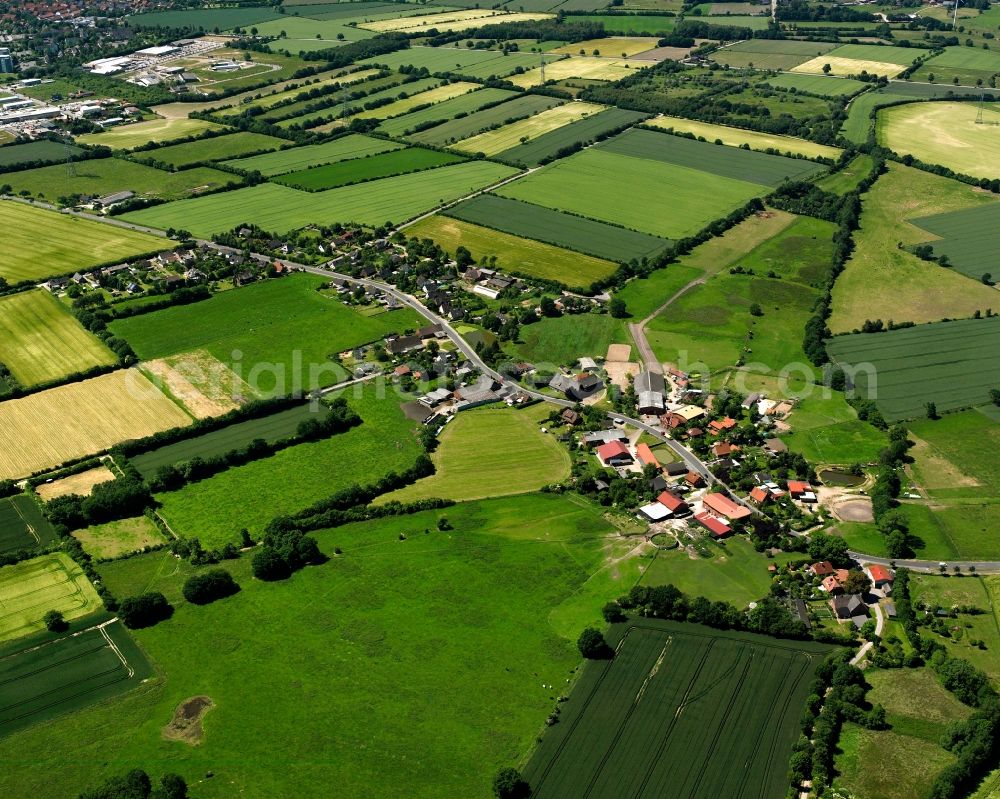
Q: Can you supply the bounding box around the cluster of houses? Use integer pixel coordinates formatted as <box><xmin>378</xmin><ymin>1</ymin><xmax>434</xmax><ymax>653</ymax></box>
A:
<box><xmin>809</xmin><ymin>560</ymin><xmax>895</xmax><ymax>628</ymax></box>
<box><xmin>406</xmin><ymin>373</ymin><xmax>530</xmax><ymax>424</ymax></box>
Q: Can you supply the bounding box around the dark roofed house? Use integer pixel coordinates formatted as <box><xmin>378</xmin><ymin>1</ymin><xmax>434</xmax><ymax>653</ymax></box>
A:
<box><xmin>764</xmin><ymin>438</ymin><xmax>788</xmax><ymax>455</ymax></box>
<box><xmin>635</xmin><ymin>371</ymin><xmax>666</xmax><ymax>415</ymax></box>
<box><xmin>561</xmin><ymin>408</ymin><xmax>581</xmax><ymax>426</ymax></box>
<box><xmin>386</xmin><ymin>335</ymin><xmax>423</xmax><ymax>356</ymax></box>
<box><xmin>664</xmin><ymin>461</ymin><xmax>688</xmax><ymax>477</ymax></box>
<box><xmin>831</xmin><ymin>594</ymin><xmax>868</xmax><ymax>624</ymax></box>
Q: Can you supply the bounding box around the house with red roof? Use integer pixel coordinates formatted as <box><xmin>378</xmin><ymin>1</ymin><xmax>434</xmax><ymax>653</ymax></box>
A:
<box><xmin>712</xmin><ymin>441</ymin><xmax>739</xmax><ymax>458</ymax></box>
<box><xmin>809</xmin><ymin>561</ymin><xmax>834</xmax><ymax>577</ymax></box>
<box><xmin>749</xmin><ymin>486</ymin><xmax>770</xmax><ymax>505</ymax></box>
<box><xmin>695</xmin><ymin>512</ymin><xmax>731</xmax><ymax>539</ymax></box>
<box><xmin>868</xmin><ymin>565</ymin><xmax>894</xmax><ymax>589</ymax></box>
<box><xmin>701</xmin><ymin>492</ymin><xmax>752</xmax><ymax>521</ymax></box>
<box><xmin>597</xmin><ymin>440</ymin><xmax>633</xmax><ymax>467</ymax></box>
<box><xmin>685</xmin><ymin>472</ymin><xmax>705</xmax><ymax>488</ymax></box>
<box><xmin>635</xmin><ymin>443</ymin><xmax>660</xmax><ymax>469</ymax></box>
<box><xmin>708</xmin><ymin>417</ymin><xmax>737</xmax><ymax>435</ymax></box>
<box><xmin>821</xmin><ymin>575</ymin><xmax>844</xmax><ymax>595</ymax></box>
<box><xmin>787</xmin><ymin>480</ymin><xmax>817</xmax><ymax>502</ymax></box>
<box><xmin>657</xmin><ymin>491</ymin><xmax>689</xmax><ymax>516</ymax></box>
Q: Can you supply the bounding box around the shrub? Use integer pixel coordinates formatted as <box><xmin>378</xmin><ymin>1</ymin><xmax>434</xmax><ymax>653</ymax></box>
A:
<box><xmin>252</xmin><ymin>547</ymin><xmax>291</xmax><ymax>581</ymax></box>
<box><xmin>492</xmin><ymin>767</ymin><xmax>530</xmax><ymax>799</ymax></box>
<box><xmin>182</xmin><ymin>568</ymin><xmax>239</xmax><ymax>605</ymax></box>
<box><xmin>43</xmin><ymin>608</ymin><xmax>68</xmax><ymax>632</ymax></box>
<box><xmin>578</xmin><ymin>627</ymin><xmax>612</xmax><ymax>659</ymax></box>
<box><xmin>118</xmin><ymin>592</ymin><xmax>173</xmax><ymax>629</ymax></box>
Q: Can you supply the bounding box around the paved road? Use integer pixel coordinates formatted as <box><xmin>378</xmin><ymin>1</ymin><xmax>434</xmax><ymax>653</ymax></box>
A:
<box><xmin>849</xmin><ymin>552</ymin><xmax>1000</xmax><ymax>575</ymax></box>
<box><xmin>627</xmin><ymin>276</ymin><xmax>706</xmax><ymax>374</ymax></box>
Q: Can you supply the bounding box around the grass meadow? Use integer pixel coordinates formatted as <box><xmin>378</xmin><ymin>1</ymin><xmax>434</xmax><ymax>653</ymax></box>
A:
<box><xmin>507</xmin><ymin>312</ymin><xmax>628</xmax><ymax>365</ymax></box>
<box><xmin>155</xmin><ymin>386</ymin><xmax>424</xmax><ymax>547</ymax></box>
<box><xmin>110</xmin><ymin>275</ymin><xmax>422</xmax><ymax>395</ymax></box>
<box><xmin>713</xmin><ymin>39</ymin><xmax>837</xmax><ymax>70</ymax></box>
<box><xmin>780</xmin><ymin>392</ymin><xmax>889</xmax><ymax>465</ymax></box>
<box><xmin>646</xmin><ymin>115</ymin><xmax>841</xmax><ymax>159</ymax></box>
<box><xmin>222</xmin><ymin>133</ymin><xmax>404</xmax><ymax>175</ymax></box>
<box><xmin>0</xmin><ymin>370</ymin><xmax>192</xmax><ymax>480</ymax></box>
<box><xmin>126</xmin><ymin>6</ymin><xmax>281</xmax><ymax>29</ymax></box>
<box><xmin>0</xmin><ymin>553</ymin><xmax>102</xmax><ymax>642</ymax></box>
<box><xmin>139</xmin><ymin>132</ymin><xmax>286</xmax><ymax>167</ymax></box>
<box><xmin>0</xmin><ymin>140</ymin><xmax>81</xmax><ymax>167</ymax></box>
<box><xmin>0</xmin><ymin>201</ymin><xmax>165</xmax><ymax>283</ymax></box>
<box><xmin>444</xmin><ymin>193</ymin><xmax>669</xmax><ymax>262</ymax></box>
<box><xmin>0</xmin><ymin>290</ymin><xmax>116</xmax><ymax>386</ymax></box>
<box><xmin>526</xmin><ymin>619</ymin><xmax>834</xmax><ymax>799</ymax></box>
<box><xmin>911</xmin><ymin>202</ymin><xmax>1000</xmax><ymax>281</ymax></box>
<box><xmin>0</xmin><ymin>493</ymin><xmax>629</xmax><ymax>799</ymax></box>
<box><xmin>911</xmin><ymin>46</ymin><xmax>1000</xmax><ymax>85</ymax></box>
<box><xmin>379</xmin><ymin>405</ymin><xmax>570</xmax><ymax>503</ymax></box>
<box><xmin>0</xmin><ymin>495</ymin><xmax>58</xmax><ymax>555</ymax></box>
<box><xmin>454</xmin><ymin>101</ymin><xmax>606</xmax><ymax>156</ymax></box>
<box><xmin>72</xmin><ymin>517</ymin><xmax>165</xmax><ymax>560</ymax></box>
<box><xmin>877</xmin><ymin>102</ymin><xmax>1000</xmax><ymax>180</ymax></box>
<box><xmin>762</xmin><ymin>72</ymin><xmax>868</xmax><ymax>97</ymax></box>
<box><xmin>122</xmin><ymin>160</ymin><xmax>518</xmax><ymax>237</ymax></box>
<box><xmin>406</xmin><ymin>215</ymin><xmax>618</xmax><ymax>287</ymax></box>
<box><xmin>358</xmin><ymin>44</ymin><xmax>543</xmax><ymax>78</ymax></box>
<box><xmin>828</xmin><ymin>165</ymin><xmax>999</xmax><ymax>334</ymax></box>
<box><xmin>76</xmin><ymin>118</ymin><xmax>225</xmax><ymax>150</ymax></box>
<box><xmin>376</xmin><ymin>87</ymin><xmax>517</xmax><ymax>137</ymax></box>
<box><xmin>274</xmin><ymin>147</ymin><xmax>464</xmax><ymax>190</ymax></box>
<box><xmin>497</xmin><ymin>108</ymin><xmax>649</xmax><ymax>168</ymax></box>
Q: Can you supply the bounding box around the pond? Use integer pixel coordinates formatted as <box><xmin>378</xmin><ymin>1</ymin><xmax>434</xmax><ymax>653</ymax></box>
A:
<box><xmin>819</xmin><ymin>467</ymin><xmax>865</xmax><ymax>487</ymax></box>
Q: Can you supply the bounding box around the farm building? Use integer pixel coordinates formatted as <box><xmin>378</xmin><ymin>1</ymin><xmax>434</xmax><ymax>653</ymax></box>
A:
<box><xmin>831</xmin><ymin>594</ymin><xmax>868</xmax><ymax>627</ymax></box>
<box><xmin>596</xmin><ymin>440</ymin><xmax>633</xmax><ymax>467</ymax></box>
<box><xmin>657</xmin><ymin>491</ymin><xmax>688</xmax><ymax>516</ymax></box>
<box><xmin>582</xmin><ymin>429</ymin><xmax>628</xmax><ymax>448</ymax></box>
<box><xmin>638</xmin><ymin>502</ymin><xmax>671</xmax><ymax>522</ymax></box>
<box><xmin>660</xmin><ymin>405</ymin><xmax>705</xmax><ymax>428</ymax></box>
<box><xmin>749</xmin><ymin>486</ymin><xmax>770</xmax><ymax>505</ymax></box>
<box><xmin>695</xmin><ymin>511</ymin><xmax>731</xmax><ymax>539</ymax></box>
<box><xmin>386</xmin><ymin>335</ymin><xmax>423</xmax><ymax>356</ymax></box>
<box><xmin>635</xmin><ymin>371</ymin><xmax>666</xmax><ymax>415</ymax></box>
<box><xmin>550</xmin><ymin>372</ymin><xmax>604</xmax><ymax>401</ymax></box>
<box><xmin>664</xmin><ymin>461</ymin><xmax>688</xmax><ymax>477</ymax></box>
<box><xmin>787</xmin><ymin>480</ymin><xmax>817</xmax><ymax>503</ymax></box>
<box><xmin>701</xmin><ymin>492</ymin><xmax>752</xmax><ymax>521</ymax></box>
<box><xmin>685</xmin><ymin>472</ymin><xmax>705</xmax><ymax>488</ymax></box>
<box><xmin>635</xmin><ymin>443</ymin><xmax>660</xmax><ymax>469</ymax></box>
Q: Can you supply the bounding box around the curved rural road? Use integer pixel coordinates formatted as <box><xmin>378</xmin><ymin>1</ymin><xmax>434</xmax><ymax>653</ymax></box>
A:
<box><xmin>627</xmin><ymin>276</ymin><xmax>706</xmax><ymax>374</ymax></box>
<box><xmin>848</xmin><ymin>552</ymin><xmax>1000</xmax><ymax>575</ymax></box>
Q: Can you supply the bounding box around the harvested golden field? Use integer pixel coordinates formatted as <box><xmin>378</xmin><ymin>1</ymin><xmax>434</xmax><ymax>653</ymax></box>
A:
<box><xmin>0</xmin><ymin>370</ymin><xmax>192</xmax><ymax>479</ymax></box>
<box><xmin>35</xmin><ymin>465</ymin><xmax>116</xmax><ymax>501</ymax></box>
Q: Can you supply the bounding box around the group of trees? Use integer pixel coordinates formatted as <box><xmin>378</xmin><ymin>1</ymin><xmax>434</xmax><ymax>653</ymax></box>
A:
<box><xmin>182</xmin><ymin>569</ymin><xmax>239</xmax><ymax>605</ymax></box>
<box><xmin>119</xmin><ymin>592</ymin><xmax>173</xmax><ymax>630</ymax></box>
<box><xmin>77</xmin><ymin>769</ymin><xmax>187</xmax><ymax>799</ymax></box>
<box><xmin>46</xmin><ymin>478</ymin><xmax>151</xmax><ymax>531</ymax></box>
<box><xmin>251</xmin><ymin>520</ymin><xmax>323</xmax><ymax>581</ymax></box>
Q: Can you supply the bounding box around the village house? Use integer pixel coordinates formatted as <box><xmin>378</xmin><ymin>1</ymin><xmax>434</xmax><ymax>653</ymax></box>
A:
<box><xmin>787</xmin><ymin>480</ymin><xmax>817</xmax><ymax>503</ymax></box>
<box><xmin>582</xmin><ymin>429</ymin><xmax>628</xmax><ymax>448</ymax></box>
<box><xmin>635</xmin><ymin>443</ymin><xmax>660</xmax><ymax>470</ymax></box>
<box><xmin>596</xmin><ymin>440</ymin><xmax>634</xmax><ymax>467</ymax></box>
<box><xmin>635</xmin><ymin>371</ymin><xmax>666</xmax><ymax>415</ymax></box>
<box><xmin>809</xmin><ymin>561</ymin><xmax>835</xmax><ymax>578</ymax></box>
<box><xmin>868</xmin><ymin>565</ymin><xmax>894</xmax><ymax>591</ymax></box>
<box><xmin>708</xmin><ymin>417</ymin><xmax>738</xmax><ymax>436</ymax></box>
<box><xmin>695</xmin><ymin>511</ymin><xmax>731</xmax><ymax>539</ymax></box>
<box><xmin>831</xmin><ymin>594</ymin><xmax>869</xmax><ymax>627</ymax></box>
<box><xmin>385</xmin><ymin>335</ymin><xmax>423</xmax><ymax>357</ymax></box>
<box><xmin>701</xmin><ymin>492</ymin><xmax>752</xmax><ymax>522</ymax></box>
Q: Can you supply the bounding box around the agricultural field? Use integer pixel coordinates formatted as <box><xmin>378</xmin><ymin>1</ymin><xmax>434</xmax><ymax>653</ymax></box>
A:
<box><xmin>645</xmin><ymin>214</ymin><xmax>836</xmax><ymax>375</ymax></box>
<box><xmin>509</xmin><ymin>56</ymin><xmax>650</xmax><ymax>88</ymax></box>
<box><xmin>232</xmin><ymin>68</ymin><xmax>376</xmax><ymax>112</ymax></box>
<box><xmin>506</xmin><ymin>312</ymin><xmax>629</xmax><ymax>366</ymax></box>
<box><xmin>3</xmin><ymin>158</ymin><xmax>237</xmax><ymax>203</ymax></box>
<box><xmin>495</xmin><ymin>134</ymin><xmax>788</xmax><ymax>239</ymax></box>
<box><xmin>155</xmin><ymin>387</ymin><xmax>424</xmax><ymax>547</ymax></box>
<box><xmin>126</xmin><ymin>6</ymin><xmax>281</xmax><ymax>29</ymax></box>
<box><xmin>0</xmin><ymin>140</ymin><xmax>82</xmax><ymax>167</ymax></box>
<box><xmin>73</xmin><ymin>517</ymin><xmax>165</xmax><ymax>560</ymax></box>
<box><xmin>816</xmin><ymin>153</ymin><xmax>875</xmax><ymax>195</ymax></box>
<box><xmin>0</xmin><ymin>201</ymin><xmax>165</xmax><ymax>284</ymax></box>
<box><xmin>646</xmin><ymin>115</ymin><xmax>841</xmax><ymax>160</ymax></box>
<box><xmin>780</xmin><ymin>391</ymin><xmax>889</xmax><ymax>465</ymax></box>
<box><xmin>827</xmin><ymin>316</ymin><xmax>1000</xmax><ymax>420</ymax></box>
<box><xmin>911</xmin><ymin>202</ymin><xmax>1000</xmax><ymax>281</ymax></box>
<box><xmin>123</xmin><ymin>160</ymin><xmax>516</xmax><ymax>236</ymax></box>
<box><xmin>281</xmin><ymin>76</ymin><xmax>440</xmax><ymax>130</ymax></box>
<box><xmin>0</xmin><ymin>493</ymin><xmax>630</xmax><ymax>798</ymax></box>
<box><xmin>223</xmin><ymin>133</ymin><xmax>404</xmax><ymax>175</ymax></box>
<box><xmin>357</xmin><ymin>8</ymin><xmax>504</xmax><ymax>31</ymax></box>
<box><xmin>0</xmin><ymin>495</ymin><xmax>58</xmax><ymax>555</ymax></box>
<box><xmin>376</xmin><ymin>87</ymin><xmax>518</xmax><ymax>137</ymax></box>
<box><xmin>128</xmin><ymin>401</ymin><xmax>335</xmax><ymax>480</ymax></box>
<box><xmin>109</xmin><ymin>275</ymin><xmax>422</xmax><ymax>396</ymax></box>
<box><xmin>358</xmin><ymin>45</ymin><xmax>544</xmax><ymax>79</ymax></box>
<box><xmin>0</xmin><ymin>370</ymin><xmax>192</xmax><ymax>480</ymax></box>
<box><xmin>0</xmin><ymin>290</ymin><xmax>117</xmax><ymax>387</ymax></box>
<box><xmin>407</xmin><ymin>215</ymin><xmax>618</xmax><ymax>287</ymax></box>
<box><xmin>877</xmin><ymin>102</ymin><xmax>1000</xmax><ymax>180</ymax></box>
<box><xmin>350</xmin><ymin>81</ymin><xmax>479</xmax><ymax>121</ymax></box>
<box><xmin>911</xmin><ymin>45</ymin><xmax>1000</xmax><ymax>86</ymax></box>
<box><xmin>360</xmin><ymin>10</ymin><xmax>551</xmax><ymax>34</ymax></box>
<box><xmin>829</xmin><ymin>165</ymin><xmax>1000</xmax><ymax>334</ymax></box>
<box><xmin>840</xmin><ymin>89</ymin><xmax>913</xmax><ymax>144</ymax></box>
<box><xmin>762</xmin><ymin>72</ymin><xmax>868</xmax><ymax>97</ymax></box>
<box><xmin>454</xmin><ymin>101</ymin><xmax>606</xmax><ymax>156</ymax></box>
<box><xmin>497</xmin><ymin>107</ymin><xmax>649</xmax><ymax>167</ymax></box>
<box><xmin>525</xmin><ymin>620</ymin><xmax>835</xmax><ymax>799</ymax></box>
<box><xmin>792</xmin><ymin>44</ymin><xmax>916</xmax><ymax>78</ymax></box>
<box><xmin>273</xmin><ymin>147</ymin><xmax>464</xmax><ymax>190</ymax></box>
<box><xmin>551</xmin><ymin>36</ymin><xmax>661</xmax><ymax>57</ymax></box>
<box><xmin>444</xmin><ymin>193</ymin><xmax>670</xmax><ymax>262</ymax></box>
<box><xmin>76</xmin><ymin>117</ymin><xmax>224</xmax><ymax>149</ymax></box>
<box><xmin>35</xmin><ymin>466</ymin><xmax>115</xmax><ymax>502</ymax></box>
<box><xmin>0</xmin><ymin>553</ymin><xmax>103</xmax><ymax>642</ymax></box>
<box><xmin>408</xmin><ymin>94</ymin><xmax>565</xmax><ymax>147</ymax></box>
<box><xmin>379</xmin><ymin>406</ymin><xmax>570</xmax><ymax>503</ymax></box>
<box><xmin>137</xmin><ymin>132</ymin><xmax>286</xmax><ymax>168</ymax></box>
<box><xmin>713</xmin><ymin>39</ymin><xmax>838</xmax><ymax>70</ymax></box>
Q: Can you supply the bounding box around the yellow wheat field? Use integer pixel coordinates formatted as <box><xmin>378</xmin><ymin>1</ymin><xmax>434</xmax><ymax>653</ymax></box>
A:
<box><xmin>0</xmin><ymin>370</ymin><xmax>192</xmax><ymax>479</ymax></box>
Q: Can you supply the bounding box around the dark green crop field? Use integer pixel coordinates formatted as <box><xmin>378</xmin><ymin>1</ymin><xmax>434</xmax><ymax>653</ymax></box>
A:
<box><xmin>273</xmin><ymin>147</ymin><xmax>464</xmax><ymax>190</ymax></box>
<box><xmin>498</xmin><ymin>108</ymin><xmax>650</xmax><ymax>167</ymax></box>
<box><xmin>126</xmin><ymin>6</ymin><xmax>281</xmax><ymax>29</ymax></box>
<box><xmin>0</xmin><ymin>495</ymin><xmax>58</xmax><ymax>555</ymax></box>
<box><xmin>597</xmin><ymin>127</ymin><xmax>826</xmax><ymax>187</ymax></box>
<box><xmin>0</xmin><ymin>620</ymin><xmax>151</xmax><ymax>738</ymax></box>
<box><xmin>443</xmin><ymin>194</ymin><xmax>670</xmax><ymax>262</ymax></box>
<box><xmin>377</xmin><ymin>87</ymin><xmax>517</xmax><ymax>138</ymax></box>
<box><xmin>0</xmin><ymin>140</ymin><xmax>82</xmax><ymax>167</ymax></box>
<box><xmin>139</xmin><ymin>132</ymin><xmax>286</xmax><ymax>168</ymax></box>
<box><xmin>911</xmin><ymin>202</ymin><xmax>1000</xmax><ymax>281</ymax></box>
<box><xmin>408</xmin><ymin>94</ymin><xmax>565</xmax><ymax>147</ymax></box>
<box><xmin>525</xmin><ymin>620</ymin><xmax>834</xmax><ymax>799</ymax></box>
<box><xmin>827</xmin><ymin>316</ymin><xmax>1000</xmax><ymax>419</ymax></box>
<box><xmin>129</xmin><ymin>402</ymin><xmax>330</xmax><ymax>480</ymax></box>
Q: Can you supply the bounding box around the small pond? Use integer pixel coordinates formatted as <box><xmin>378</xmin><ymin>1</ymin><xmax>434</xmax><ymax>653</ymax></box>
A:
<box><xmin>819</xmin><ymin>468</ymin><xmax>865</xmax><ymax>487</ymax></box>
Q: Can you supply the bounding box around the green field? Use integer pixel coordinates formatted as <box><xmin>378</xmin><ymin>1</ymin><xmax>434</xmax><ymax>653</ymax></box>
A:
<box><xmin>645</xmin><ymin>214</ymin><xmax>837</xmax><ymax>374</ymax></box>
<box><xmin>17</xmin><ymin>79</ymin><xmax>84</xmax><ymax>103</ymax></box>
<box><xmin>377</xmin><ymin>87</ymin><xmax>517</xmax><ymax>138</ymax></box>
<box><xmin>908</xmin><ymin>410</ymin><xmax>1000</xmax><ymax>499</ymax></box>
<box><xmin>443</xmin><ymin>194</ymin><xmax>670</xmax><ymax>262</ymax></box>
<box><xmin>277</xmin><ymin>76</ymin><xmax>441</xmax><ymax>129</ymax></box>
<box><xmin>109</xmin><ymin>275</ymin><xmax>421</xmax><ymax>396</ymax></box>
<box><xmin>877</xmin><ymin>101</ymin><xmax>1000</xmax><ymax>180</ymax></box>
<box><xmin>126</xmin><ymin>6</ymin><xmax>282</xmax><ymax>29</ymax></box>
<box><xmin>828</xmin><ymin>316</ymin><xmax>1000</xmax><ymax>419</ymax></box>
<box><xmin>816</xmin><ymin>154</ymin><xmax>875</xmax><ymax>195</ymax></box>
<box><xmin>129</xmin><ymin>402</ymin><xmax>331</xmax><ymax>479</ymax></box>
<box><xmin>762</xmin><ymin>72</ymin><xmax>868</xmax><ymax>97</ymax></box>
<box><xmin>358</xmin><ymin>44</ymin><xmax>543</xmax><ymax>78</ymax></box>
<box><xmin>273</xmin><ymin>147</ymin><xmax>464</xmax><ymax>190</ymax></box>
<box><xmin>713</xmin><ymin>39</ymin><xmax>838</xmax><ymax>70</ymax></box>
<box><xmin>496</xmin><ymin>107</ymin><xmax>649</xmax><ymax>167</ymax></box>
<box><xmin>646</xmin><ymin>116</ymin><xmax>841</xmax><ymax>160</ymax></box>
<box><xmin>911</xmin><ymin>202</ymin><xmax>1000</xmax><ymax>281</ymax></box>
<box><xmin>525</xmin><ymin>619</ymin><xmax>835</xmax><ymax>799</ymax></box>
<box><xmin>76</xmin><ymin>118</ymin><xmax>224</xmax><ymax>150</ymax></box>
<box><xmin>780</xmin><ymin>392</ymin><xmax>890</xmax><ymax>465</ymax></box>
<box><xmin>455</xmin><ymin>101</ymin><xmax>607</xmax><ymax>156</ymax></box>
<box><xmin>0</xmin><ymin>290</ymin><xmax>117</xmax><ymax>387</ymax></box>
<box><xmin>223</xmin><ymin>133</ymin><xmax>405</xmax><ymax>176</ymax></box>
<box><xmin>406</xmin><ymin>215</ymin><xmax>618</xmax><ymax>287</ymax></box>
<box><xmin>73</xmin><ymin>517</ymin><xmax>165</xmax><ymax>560</ymax></box>
<box><xmin>379</xmin><ymin>406</ymin><xmax>570</xmax><ymax>503</ymax></box>
<box><xmin>408</xmin><ymin>94</ymin><xmax>565</xmax><ymax>147</ymax></box>
<box><xmin>0</xmin><ymin>140</ymin><xmax>82</xmax><ymax>167</ymax></box>
<box><xmin>599</xmin><ymin>128</ymin><xmax>826</xmax><ymax>186</ymax></box>
<box><xmin>0</xmin><ymin>493</ymin><xmax>631</xmax><ymax>798</ymax></box>
<box><xmin>911</xmin><ymin>45</ymin><xmax>1000</xmax><ymax>86</ymax></box>
<box><xmin>0</xmin><ymin>619</ymin><xmax>152</xmax><ymax>739</ymax></box>
<box><xmin>121</xmin><ymin>160</ymin><xmax>517</xmax><ymax>237</ymax></box>
<box><xmin>568</xmin><ymin>13</ymin><xmax>677</xmax><ymax>33</ymax></box>
<box><xmin>0</xmin><ymin>553</ymin><xmax>103</xmax><ymax>643</ymax></box>
<box><xmin>829</xmin><ymin>165</ymin><xmax>999</xmax><ymax>334</ymax></box>
<box><xmin>495</xmin><ymin>147</ymin><xmax>764</xmax><ymax>239</ymax></box>
<box><xmin>0</xmin><ymin>495</ymin><xmax>58</xmax><ymax>556</ymax></box>
<box><xmin>506</xmin><ymin>313</ymin><xmax>628</xmax><ymax>365</ymax></box>
<box><xmin>0</xmin><ymin>200</ymin><xmax>166</xmax><ymax>283</ymax></box>
<box><xmin>138</xmin><ymin>132</ymin><xmax>286</xmax><ymax>168</ymax></box>
<box><xmin>3</xmin><ymin>159</ymin><xmax>237</xmax><ymax>203</ymax></box>
<box><xmin>156</xmin><ymin>386</ymin><xmax>424</xmax><ymax>547</ymax></box>
<box><xmin>350</xmin><ymin>80</ymin><xmax>479</xmax><ymax>121</ymax></box>
<box><xmin>839</xmin><ymin>89</ymin><xmax>911</xmax><ymax>144</ymax></box>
